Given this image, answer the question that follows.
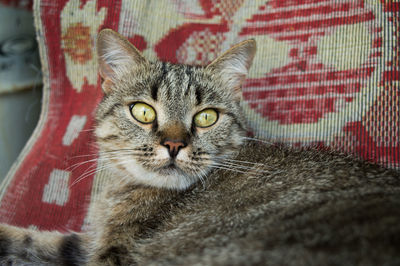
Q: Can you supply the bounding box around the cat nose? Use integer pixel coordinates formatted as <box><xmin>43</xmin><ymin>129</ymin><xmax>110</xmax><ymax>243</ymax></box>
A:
<box><xmin>161</xmin><ymin>139</ymin><xmax>187</xmax><ymax>158</ymax></box>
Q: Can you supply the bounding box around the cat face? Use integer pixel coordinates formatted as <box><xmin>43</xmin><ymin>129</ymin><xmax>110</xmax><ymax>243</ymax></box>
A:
<box><xmin>95</xmin><ymin>29</ymin><xmax>256</xmax><ymax>190</ymax></box>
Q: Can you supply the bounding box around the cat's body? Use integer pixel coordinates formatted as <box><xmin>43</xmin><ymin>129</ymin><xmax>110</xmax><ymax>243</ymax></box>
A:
<box><xmin>0</xmin><ymin>29</ymin><xmax>399</xmax><ymax>265</ymax></box>
<box><xmin>91</xmin><ymin>141</ymin><xmax>400</xmax><ymax>266</ymax></box>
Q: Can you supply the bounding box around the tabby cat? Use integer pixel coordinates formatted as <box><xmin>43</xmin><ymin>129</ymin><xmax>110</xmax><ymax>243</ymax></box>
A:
<box><xmin>0</xmin><ymin>29</ymin><xmax>399</xmax><ymax>266</ymax></box>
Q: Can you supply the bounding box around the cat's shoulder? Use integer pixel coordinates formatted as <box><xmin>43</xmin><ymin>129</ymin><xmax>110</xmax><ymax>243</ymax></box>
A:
<box><xmin>236</xmin><ymin>139</ymin><xmax>399</xmax><ymax>184</ymax></box>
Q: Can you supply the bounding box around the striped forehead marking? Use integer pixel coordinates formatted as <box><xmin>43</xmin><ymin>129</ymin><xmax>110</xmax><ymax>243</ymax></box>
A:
<box><xmin>151</xmin><ymin>62</ymin><xmax>168</xmax><ymax>101</ymax></box>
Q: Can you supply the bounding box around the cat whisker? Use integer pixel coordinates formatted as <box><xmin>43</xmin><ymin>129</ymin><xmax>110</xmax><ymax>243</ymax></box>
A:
<box><xmin>68</xmin><ymin>152</ymin><xmax>139</xmax><ymax>172</ymax></box>
<box><xmin>216</xmin><ymin>157</ymin><xmax>264</xmax><ymax>166</ymax></box>
<box><xmin>70</xmin><ymin>165</ymin><xmax>109</xmax><ymax>188</ymax></box>
<box><xmin>66</xmin><ymin>157</ymin><xmax>105</xmax><ymax>171</ymax></box>
<box><xmin>70</xmin><ymin>173</ymin><xmax>94</xmax><ymax>188</ymax></box>
<box><xmin>191</xmin><ymin>165</ymin><xmax>207</xmax><ymax>188</ymax></box>
<box><xmin>71</xmin><ymin>149</ymin><xmax>138</xmax><ymax>158</ymax></box>
<box><xmin>88</xmin><ymin>142</ymin><xmax>100</xmax><ymax>149</ymax></box>
<box><xmin>70</xmin><ymin>153</ymin><xmax>99</xmax><ymax>159</ymax></box>
<box><xmin>189</xmin><ymin>156</ymin><xmax>258</xmax><ymax>173</ymax></box>
<box><xmin>213</xmin><ymin>159</ymin><xmax>258</xmax><ymax>168</ymax></box>
<box><xmin>100</xmin><ymin>153</ymin><xmax>142</xmax><ymax>159</ymax></box>
<box><xmin>69</xmin><ymin>148</ymin><xmax>101</xmax><ymax>159</ymax></box>
<box><xmin>80</xmin><ymin>128</ymin><xmax>96</xmax><ymax>132</ymax></box>
<box><xmin>212</xmin><ymin>162</ymin><xmax>257</xmax><ymax>172</ymax></box>
<box><xmin>213</xmin><ymin>162</ymin><xmax>256</xmax><ymax>171</ymax></box>
<box><xmin>70</xmin><ymin>157</ymin><xmax>142</xmax><ymax>187</ymax></box>
<box><xmin>208</xmin><ymin>165</ymin><xmax>248</xmax><ymax>174</ymax></box>
<box><xmin>212</xmin><ymin>161</ymin><xmax>271</xmax><ymax>174</ymax></box>
<box><xmin>70</xmin><ymin>158</ymin><xmax>128</xmax><ymax>186</ymax></box>
<box><xmin>71</xmin><ymin>150</ymin><xmax>139</xmax><ymax>160</ymax></box>
<box><xmin>70</xmin><ymin>162</ymin><xmax>117</xmax><ymax>187</ymax></box>
<box><xmin>105</xmin><ymin>148</ymin><xmax>153</xmax><ymax>153</ymax></box>
<box><xmin>241</xmin><ymin>137</ymin><xmax>274</xmax><ymax>145</ymax></box>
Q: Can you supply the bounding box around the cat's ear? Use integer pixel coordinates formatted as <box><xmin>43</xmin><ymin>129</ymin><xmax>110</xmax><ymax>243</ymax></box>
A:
<box><xmin>97</xmin><ymin>29</ymin><xmax>148</xmax><ymax>93</ymax></box>
<box><xmin>206</xmin><ymin>40</ymin><xmax>256</xmax><ymax>97</ymax></box>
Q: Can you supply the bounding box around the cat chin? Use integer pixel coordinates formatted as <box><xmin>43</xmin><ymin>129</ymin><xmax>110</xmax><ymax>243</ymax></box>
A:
<box><xmin>121</xmin><ymin>159</ymin><xmax>199</xmax><ymax>190</ymax></box>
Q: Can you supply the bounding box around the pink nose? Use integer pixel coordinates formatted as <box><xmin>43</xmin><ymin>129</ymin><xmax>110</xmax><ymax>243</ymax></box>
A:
<box><xmin>161</xmin><ymin>139</ymin><xmax>187</xmax><ymax>158</ymax></box>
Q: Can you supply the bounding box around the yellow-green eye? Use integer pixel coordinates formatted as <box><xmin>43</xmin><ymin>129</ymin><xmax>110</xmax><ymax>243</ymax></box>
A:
<box><xmin>130</xmin><ymin>102</ymin><xmax>156</xmax><ymax>124</ymax></box>
<box><xmin>194</xmin><ymin>109</ymin><xmax>218</xmax><ymax>128</ymax></box>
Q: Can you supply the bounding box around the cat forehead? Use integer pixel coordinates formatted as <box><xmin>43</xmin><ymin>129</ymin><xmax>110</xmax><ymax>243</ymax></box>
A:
<box><xmin>118</xmin><ymin>61</ymin><xmax>226</xmax><ymax>106</ymax></box>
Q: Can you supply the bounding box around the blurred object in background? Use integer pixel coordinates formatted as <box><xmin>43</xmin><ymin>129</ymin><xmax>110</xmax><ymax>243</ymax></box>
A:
<box><xmin>0</xmin><ymin>0</ymin><xmax>39</xmax><ymax>94</ymax></box>
<box><xmin>0</xmin><ymin>89</ymin><xmax>41</xmax><ymax>180</ymax></box>
<box><xmin>0</xmin><ymin>0</ymin><xmax>42</xmax><ymax>181</ymax></box>
<box><xmin>0</xmin><ymin>0</ymin><xmax>32</xmax><ymax>9</ymax></box>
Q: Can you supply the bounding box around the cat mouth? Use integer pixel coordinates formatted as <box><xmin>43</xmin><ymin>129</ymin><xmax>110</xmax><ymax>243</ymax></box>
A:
<box><xmin>157</xmin><ymin>161</ymin><xmax>185</xmax><ymax>175</ymax></box>
<box><xmin>164</xmin><ymin>162</ymin><xmax>177</xmax><ymax>170</ymax></box>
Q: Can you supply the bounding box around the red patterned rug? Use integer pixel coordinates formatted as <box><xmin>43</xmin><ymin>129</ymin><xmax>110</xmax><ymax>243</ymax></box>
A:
<box><xmin>0</xmin><ymin>0</ymin><xmax>398</xmax><ymax>231</ymax></box>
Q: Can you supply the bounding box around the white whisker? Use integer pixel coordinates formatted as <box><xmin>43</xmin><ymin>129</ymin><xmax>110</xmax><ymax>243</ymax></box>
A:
<box><xmin>70</xmin><ymin>153</ymin><xmax>99</xmax><ymax>159</ymax></box>
<box><xmin>80</xmin><ymin>128</ymin><xmax>96</xmax><ymax>132</ymax></box>
<box><xmin>218</xmin><ymin>157</ymin><xmax>264</xmax><ymax>166</ymax></box>
<box><xmin>70</xmin><ymin>157</ymin><xmax>139</xmax><ymax>187</ymax></box>
<box><xmin>66</xmin><ymin>158</ymin><xmax>102</xmax><ymax>171</ymax></box>
<box><xmin>209</xmin><ymin>165</ymin><xmax>248</xmax><ymax>174</ymax></box>
<box><xmin>241</xmin><ymin>137</ymin><xmax>274</xmax><ymax>145</ymax></box>
<box><xmin>213</xmin><ymin>162</ymin><xmax>262</xmax><ymax>173</ymax></box>
<box><xmin>70</xmin><ymin>161</ymin><xmax>116</xmax><ymax>187</ymax></box>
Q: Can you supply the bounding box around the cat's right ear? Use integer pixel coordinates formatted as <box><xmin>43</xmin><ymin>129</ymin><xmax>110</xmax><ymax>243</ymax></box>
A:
<box><xmin>97</xmin><ymin>29</ymin><xmax>148</xmax><ymax>94</ymax></box>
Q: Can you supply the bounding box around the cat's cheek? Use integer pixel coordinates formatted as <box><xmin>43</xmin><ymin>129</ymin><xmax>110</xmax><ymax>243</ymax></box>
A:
<box><xmin>176</xmin><ymin>148</ymin><xmax>190</xmax><ymax>162</ymax></box>
<box><xmin>95</xmin><ymin>119</ymin><xmax>118</xmax><ymax>139</ymax></box>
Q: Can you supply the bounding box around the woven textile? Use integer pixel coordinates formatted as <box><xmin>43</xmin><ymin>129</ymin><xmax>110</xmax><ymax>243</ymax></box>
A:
<box><xmin>0</xmin><ymin>0</ymin><xmax>398</xmax><ymax>231</ymax></box>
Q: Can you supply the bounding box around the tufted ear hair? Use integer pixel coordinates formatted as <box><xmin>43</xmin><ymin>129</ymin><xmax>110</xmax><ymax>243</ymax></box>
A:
<box><xmin>97</xmin><ymin>29</ymin><xmax>148</xmax><ymax>94</ymax></box>
<box><xmin>206</xmin><ymin>40</ymin><xmax>256</xmax><ymax>97</ymax></box>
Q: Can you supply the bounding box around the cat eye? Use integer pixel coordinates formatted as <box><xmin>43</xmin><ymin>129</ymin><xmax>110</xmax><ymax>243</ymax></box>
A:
<box><xmin>130</xmin><ymin>102</ymin><xmax>156</xmax><ymax>124</ymax></box>
<box><xmin>194</xmin><ymin>109</ymin><xmax>218</xmax><ymax>128</ymax></box>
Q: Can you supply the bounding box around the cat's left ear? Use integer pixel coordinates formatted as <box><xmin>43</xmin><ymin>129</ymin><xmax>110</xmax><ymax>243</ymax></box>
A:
<box><xmin>97</xmin><ymin>29</ymin><xmax>148</xmax><ymax>94</ymax></box>
<box><xmin>206</xmin><ymin>40</ymin><xmax>256</xmax><ymax>97</ymax></box>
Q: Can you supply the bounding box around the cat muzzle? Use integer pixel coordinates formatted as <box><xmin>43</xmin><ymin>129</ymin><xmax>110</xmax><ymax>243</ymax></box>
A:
<box><xmin>161</xmin><ymin>139</ymin><xmax>187</xmax><ymax>158</ymax></box>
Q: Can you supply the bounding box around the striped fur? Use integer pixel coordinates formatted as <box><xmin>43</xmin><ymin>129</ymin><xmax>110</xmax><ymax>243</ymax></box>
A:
<box><xmin>94</xmin><ymin>29</ymin><xmax>254</xmax><ymax>190</ymax></box>
<box><xmin>0</xmin><ymin>30</ymin><xmax>399</xmax><ymax>265</ymax></box>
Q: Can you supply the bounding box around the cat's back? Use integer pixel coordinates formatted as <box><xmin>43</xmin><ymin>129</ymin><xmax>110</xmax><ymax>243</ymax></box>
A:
<box><xmin>135</xmin><ymin>142</ymin><xmax>400</xmax><ymax>265</ymax></box>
